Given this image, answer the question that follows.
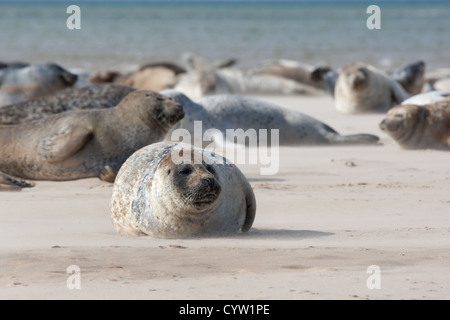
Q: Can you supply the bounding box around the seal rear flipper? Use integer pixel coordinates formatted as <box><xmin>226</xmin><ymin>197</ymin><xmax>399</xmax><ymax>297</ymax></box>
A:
<box><xmin>0</xmin><ymin>171</ymin><xmax>35</xmax><ymax>191</ymax></box>
<box><xmin>330</xmin><ymin>133</ymin><xmax>380</xmax><ymax>145</ymax></box>
<box><xmin>38</xmin><ymin>124</ymin><xmax>94</xmax><ymax>163</ymax></box>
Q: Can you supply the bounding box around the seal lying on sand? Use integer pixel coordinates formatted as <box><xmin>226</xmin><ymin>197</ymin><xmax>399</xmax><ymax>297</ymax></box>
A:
<box><xmin>401</xmin><ymin>91</ymin><xmax>450</xmax><ymax>106</ymax></box>
<box><xmin>161</xmin><ymin>90</ymin><xmax>379</xmax><ymax>146</ymax></box>
<box><xmin>0</xmin><ymin>63</ymin><xmax>78</xmax><ymax>107</ymax></box>
<box><xmin>0</xmin><ymin>91</ymin><xmax>184</xmax><ymax>186</ymax></box>
<box><xmin>174</xmin><ymin>53</ymin><xmax>324</xmax><ymax>99</ymax></box>
<box><xmin>110</xmin><ymin>141</ymin><xmax>256</xmax><ymax>238</ymax></box>
<box><xmin>90</xmin><ymin>62</ymin><xmax>187</xmax><ymax>92</ymax></box>
<box><xmin>334</xmin><ymin>61</ymin><xmax>411</xmax><ymax>114</ymax></box>
<box><xmin>387</xmin><ymin>60</ymin><xmax>426</xmax><ymax>95</ymax></box>
<box><xmin>0</xmin><ymin>84</ymin><xmax>135</xmax><ymax>125</ymax></box>
<box><xmin>312</xmin><ymin>60</ymin><xmax>425</xmax><ymax>100</ymax></box>
<box><xmin>379</xmin><ymin>98</ymin><xmax>450</xmax><ymax>150</ymax></box>
<box><xmin>252</xmin><ymin>59</ymin><xmax>336</xmax><ymax>92</ymax></box>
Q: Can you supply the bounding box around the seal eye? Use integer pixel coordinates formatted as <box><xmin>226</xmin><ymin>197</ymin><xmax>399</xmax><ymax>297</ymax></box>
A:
<box><xmin>206</xmin><ymin>164</ymin><xmax>215</xmax><ymax>175</ymax></box>
<box><xmin>167</xmin><ymin>169</ymin><xmax>171</xmax><ymax>175</ymax></box>
<box><xmin>178</xmin><ymin>165</ymin><xmax>193</xmax><ymax>175</ymax></box>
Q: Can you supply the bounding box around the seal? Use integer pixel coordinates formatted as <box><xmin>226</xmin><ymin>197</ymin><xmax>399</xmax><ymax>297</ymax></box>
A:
<box><xmin>0</xmin><ymin>63</ymin><xmax>78</xmax><ymax>107</ymax></box>
<box><xmin>253</xmin><ymin>59</ymin><xmax>334</xmax><ymax>92</ymax></box>
<box><xmin>434</xmin><ymin>78</ymin><xmax>450</xmax><ymax>92</ymax></box>
<box><xmin>401</xmin><ymin>91</ymin><xmax>450</xmax><ymax>106</ymax></box>
<box><xmin>89</xmin><ymin>62</ymin><xmax>187</xmax><ymax>92</ymax></box>
<box><xmin>334</xmin><ymin>62</ymin><xmax>411</xmax><ymax>114</ymax></box>
<box><xmin>174</xmin><ymin>53</ymin><xmax>323</xmax><ymax>99</ymax></box>
<box><xmin>0</xmin><ymin>90</ymin><xmax>184</xmax><ymax>183</ymax></box>
<box><xmin>379</xmin><ymin>97</ymin><xmax>450</xmax><ymax>150</ymax></box>
<box><xmin>161</xmin><ymin>90</ymin><xmax>380</xmax><ymax>146</ymax></box>
<box><xmin>0</xmin><ymin>84</ymin><xmax>136</xmax><ymax>125</ymax></box>
<box><xmin>388</xmin><ymin>60</ymin><xmax>426</xmax><ymax>95</ymax></box>
<box><xmin>0</xmin><ymin>62</ymin><xmax>29</xmax><ymax>70</ymax></box>
<box><xmin>109</xmin><ymin>141</ymin><xmax>256</xmax><ymax>238</ymax></box>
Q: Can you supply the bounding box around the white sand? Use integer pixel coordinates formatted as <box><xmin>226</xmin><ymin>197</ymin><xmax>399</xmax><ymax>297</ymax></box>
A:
<box><xmin>1</xmin><ymin>95</ymin><xmax>449</xmax><ymax>300</ymax></box>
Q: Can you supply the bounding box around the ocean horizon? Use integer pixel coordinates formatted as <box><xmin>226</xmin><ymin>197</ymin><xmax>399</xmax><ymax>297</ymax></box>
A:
<box><xmin>1</xmin><ymin>0</ymin><xmax>449</xmax><ymax>72</ymax></box>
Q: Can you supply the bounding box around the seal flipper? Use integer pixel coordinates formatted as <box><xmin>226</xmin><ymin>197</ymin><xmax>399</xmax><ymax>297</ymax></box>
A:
<box><xmin>389</xmin><ymin>78</ymin><xmax>411</xmax><ymax>106</ymax></box>
<box><xmin>0</xmin><ymin>171</ymin><xmax>35</xmax><ymax>191</ymax></box>
<box><xmin>99</xmin><ymin>165</ymin><xmax>117</xmax><ymax>183</ymax></box>
<box><xmin>241</xmin><ymin>181</ymin><xmax>257</xmax><ymax>232</ymax></box>
<box><xmin>38</xmin><ymin>124</ymin><xmax>94</xmax><ymax>163</ymax></box>
<box><xmin>328</xmin><ymin>133</ymin><xmax>380</xmax><ymax>145</ymax></box>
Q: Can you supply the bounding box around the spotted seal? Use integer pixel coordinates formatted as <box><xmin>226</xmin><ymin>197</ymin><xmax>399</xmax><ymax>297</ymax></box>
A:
<box><xmin>334</xmin><ymin>61</ymin><xmax>411</xmax><ymax>114</ymax></box>
<box><xmin>379</xmin><ymin>98</ymin><xmax>450</xmax><ymax>150</ymax></box>
<box><xmin>110</xmin><ymin>141</ymin><xmax>256</xmax><ymax>238</ymax></box>
<box><xmin>161</xmin><ymin>90</ymin><xmax>379</xmax><ymax>146</ymax></box>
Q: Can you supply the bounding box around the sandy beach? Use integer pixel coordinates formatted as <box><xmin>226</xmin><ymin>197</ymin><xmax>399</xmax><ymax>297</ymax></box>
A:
<box><xmin>1</xmin><ymin>94</ymin><xmax>449</xmax><ymax>300</ymax></box>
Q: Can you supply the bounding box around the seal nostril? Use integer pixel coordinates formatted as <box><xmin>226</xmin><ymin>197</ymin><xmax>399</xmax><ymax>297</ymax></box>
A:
<box><xmin>201</xmin><ymin>177</ymin><xmax>220</xmax><ymax>193</ymax></box>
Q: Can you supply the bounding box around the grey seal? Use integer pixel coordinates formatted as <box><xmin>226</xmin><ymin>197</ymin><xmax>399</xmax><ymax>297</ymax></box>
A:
<box><xmin>334</xmin><ymin>61</ymin><xmax>411</xmax><ymax>114</ymax></box>
<box><xmin>379</xmin><ymin>97</ymin><xmax>450</xmax><ymax>150</ymax></box>
<box><xmin>0</xmin><ymin>84</ymin><xmax>135</xmax><ymax>125</ymax></box>
<box><xmin>0</xmin><ymin>63</ymin><xmax>78</xmax><ymax>106</ymax></box>
<box><xmin>161</xmin><ymin>90</ymin><xmax>379</xmax><ymax>146</ymax></box>
<box><xmin>174</xmin><ymin>53</ymin><xmax>323</xmax><ymax>99</ymax></box>
<box><xmin>90</xmin><ymin>62</ymin><xmax>187</xmax><ymax>92</ymax></box>
<box><xmin>401</xmin><ymin>91</ymin><xmax>450</xmax><ymax>106</ymax></box>
<box><xmin>388</xmin><ymin>60</ymin><xmax>426</xmax><ymax>95</ymax></box>
<box><xmin>110</xmin><ymin>141</ymin><xmax>256</xmax><ymax>238</ymax></box>
<box><xmin>0</xmin><ymin>90</ymin><xmax>184</xmax><ymax>185</ymax></box>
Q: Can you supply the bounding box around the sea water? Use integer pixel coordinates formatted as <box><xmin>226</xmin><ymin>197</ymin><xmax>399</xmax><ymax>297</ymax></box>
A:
<box><xmin>0</xmin><ymin>0</ymin><xmax>449</xmax><ymax>72</ymax></box>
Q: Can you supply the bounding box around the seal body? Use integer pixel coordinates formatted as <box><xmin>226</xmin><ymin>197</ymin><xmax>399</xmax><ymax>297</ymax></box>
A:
<box><xmin>401</xmin><ymin>91</ymin><xmax>450</xmax><ymax>106</ymax></box>
<box><xmin>0</xmin><ymin>90</ymin><xmax>184</xmax><ymax>182</ymax></box>
<box><xmin>161</xmin><ymin>90</ymin><xmax>379</xmax><ymax>146</ymax></box>
<box><xmin>89</xmin><ymin>62</ymin><xmax>186</xmax><ymax>92</ymax></box>
<box><xmin>0</xmin><ymin>84</ymin><xmax>135</xmax><ymax>125</ymax></box>
<box><xmin>174</xmin><ymin>53</ymin><xmax>323</xmax><ymax>99</ymax></box>
<box><xmin>334</xmin><ymin>62</ymin><xmax>410</xmax><ymax>114</ymax></box>
<box><xmin>253</xmin><ymin>59</ymin><xmax>333</xmax><ymax>92</ymax></box>
<box><xmin>0</xmin><ymin>63</ymin><xmax>78</xmax><ymax>107</ymax></box>
<box><xmin>110</xmin><ymin>142</ymin><xmax>256</xmax><ymax>238</ymax></box>
<box><xmin>379</xmin><ymin>98</ymin><xmax>450</xmax><ymax>150</ymax></box>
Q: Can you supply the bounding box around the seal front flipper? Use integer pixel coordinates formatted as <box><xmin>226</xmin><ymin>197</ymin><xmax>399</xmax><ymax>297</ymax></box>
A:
<box><xmin>38</xmin><ymin>123</ymin><xmax>94</xmax><ymax>163</ymax></box>
<box><xmin>389</xmin><ymin>78</ymin><xmax>411</xmax><ymax>106</ymax></box>
<box><xmin>0</xmin><ymin>171</ymin><xmax>35</xmax><ymax>191</ymax></box>
<box><xmin>99</xmin><ymin>165</ymin><xmax>118</xmax><ymax>183</ymax></box>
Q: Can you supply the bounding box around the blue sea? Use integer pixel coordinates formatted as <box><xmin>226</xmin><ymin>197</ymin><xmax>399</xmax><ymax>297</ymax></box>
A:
<box><xmin>0</xmin><ymin>0</ymin><xmax>449</xmax><ymax>71</ymax></box>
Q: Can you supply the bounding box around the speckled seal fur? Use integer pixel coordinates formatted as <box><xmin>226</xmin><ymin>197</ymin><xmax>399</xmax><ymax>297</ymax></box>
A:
<box><xmin>380</xmin><ymin>97</ymin><xmax>450</xmax><ymax>150</ymax></box>
<box><xmin>110</xmin><ymin>141</ymin><xmax>256</xmax><ymax>238</ymax></box>
<box><xmin>0</xmin><ymin>84</ymin><xmax>135</xmax><ymax>125</ymax></box>
<box><xmin>0</xmin><ymin>90</ymin><xmax>184</xmax><ymax>184</ymax></box>
<box><xmin>334</xmin><ymin>62</ymin><xmax>411</xmax><ymax>114</ymax></box>
<box><xmin>161</xmin><ymin>89</ymin><xmax>379</xmax><ymax>146</ymax></box>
